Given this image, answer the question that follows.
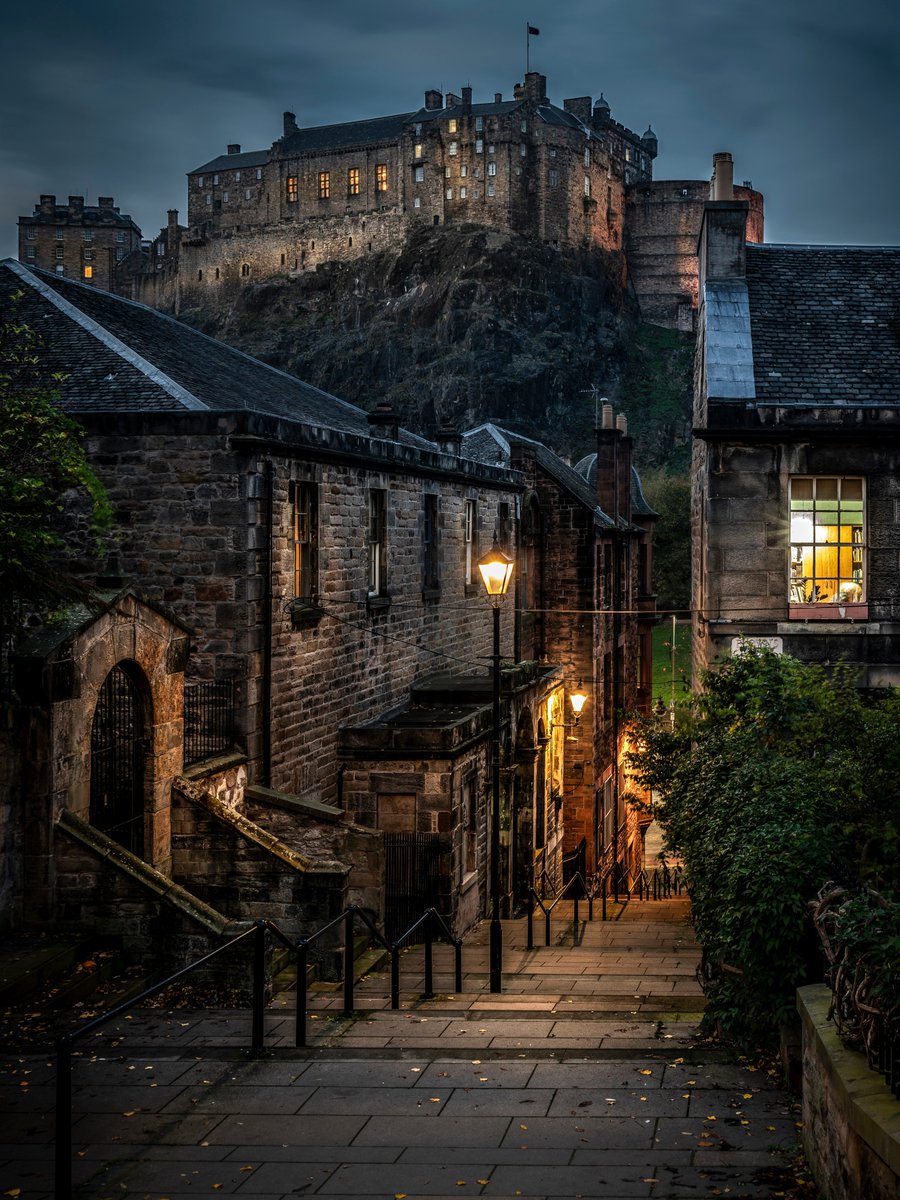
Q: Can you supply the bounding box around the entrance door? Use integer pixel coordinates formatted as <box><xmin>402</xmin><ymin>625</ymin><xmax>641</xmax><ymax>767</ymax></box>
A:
<box><xmin>383</xmin><ymin>832</ymin><xmax>447</xmax><ymax>942</ymax></box>
<box><xmin>90</xmin><ymin>665</ymin><xmax>145</xmax><ymax>856</ymax></box>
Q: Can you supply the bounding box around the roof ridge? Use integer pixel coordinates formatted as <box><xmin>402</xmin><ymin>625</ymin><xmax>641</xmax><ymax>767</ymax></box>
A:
<box><xmin>5</xmin><ymin>261</ymin><xmax>208</xmax><ymax>412</ymax></box>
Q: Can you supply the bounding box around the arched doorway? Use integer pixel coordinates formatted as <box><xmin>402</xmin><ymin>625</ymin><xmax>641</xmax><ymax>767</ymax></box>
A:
<box><xmin>90</xmin><ymin>664</ymin><xmax>146</xmax><ymax>856</ymax></box>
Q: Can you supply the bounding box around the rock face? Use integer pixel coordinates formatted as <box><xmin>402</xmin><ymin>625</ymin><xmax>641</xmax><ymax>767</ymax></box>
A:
<box><xmin>181</xmin><ymin>223</ymin><xmax>692</xmax><ymax>465</ymax></box>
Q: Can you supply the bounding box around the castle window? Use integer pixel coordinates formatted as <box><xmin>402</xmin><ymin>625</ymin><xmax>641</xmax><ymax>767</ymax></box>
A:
<box><xmin>205</xmin><ymin>194</ymin><xmax>212</xmax><ymax>205</ymax></box>
<box><xmin>475</xmin><ymin>116</ymin><xmax>484</xmax><ymax>131</ymax></box>
<box><xmin>423</xmin><ymin>493</ymin><xmax>439</xmax><ymax>592</ymax></box>
<box><xmin>460</xmin><ymin>186</ymin><xmax>467</xmax><ymax>198</ymax></box>
<box><xmin>625</xmin><ymin>147</ymin><xmax>632</xmax><ymax>162</ymax></box>
<box><xmin>25</xmin><ymin>227</ymin><xmax>35</xmax><ymax>240</ymax></box>
<box><xmin>25</xmin><ymin>246</ymin><xmax>35</xmax><ymax>259</ymax></box>
<box><xmin>584</xmin><ymin>147</ymin><xmax>591</xmax><ymax>167</ymax></box>
<box><xmin>448</xmin><ymin>118</ymin><xmax>458</xmax><ymax>134</ymax></box>
<box><xmin>223</xmin><ymin>191</ymin><xmax>229</xmax><ymax>202</ymax></box>
<box><xmin>460</xmin><ymin>163</ymin><xmax>468</xmax><ymax>177</ymax></box>
<box><xmin>520</xmin><ymin>143</ymin><xmax>527</xmax><ymax>157</ymax></box>
<box><xmin>475</xmin><ymin>138</ymin><xmax>483</xmax><ymax>154</ymax></box>
<box><xmin>83</xmin><ymin>265</ymin><xmax>93</xmax><ymax>280</ymax></box>
<box><xmin>245</xmin><ymin>189</ymin><xmax>252</xmax><ymax>200</ymax></box>
<box><xmin>317</xmin><ymin>172</ymin><xmax>330</xmax><ymax>199</ymax></box>
<box><xmin>487</xmin><ymin>161</ymin><xmax>497</xmax><ymax>176</ymax></box>
<box><xmin>414</xmin><ymin>197</ymin><xmax>421</xmax><ymax>208</ymax></box>
<box><xmin>256</xmin><ymin>168</ymin><xmax>263</xmax><ymax>180</ymax></box>
<box><xmin>213</xmin><ymin>174</ymin><xmax>219</xmax><ymax>184</ymax></box>
<box><xmin>789</xmin><ymin>477</ymin><xmax>865</xmax><ymax>609</ymax></box>
<box><xmin>549</xmin><ymin>168</ymin><xmax>559</xmax><ymax>186</ymax></box>
<box><xmin>367</xmin><ymin>489</ymin><xmax>387</xmax><ymax>597</ymax></box>
<box><xmin>197</xmin><ymin>176</ymin><xmax>204</xmax><ymax>187</ymax></box>
<box><xmin>446</xmin><ymin>187</ymin><xmax>453</xmax><ymax>200</ymax></box>
<box><xmin>487</xmin><ymin>182</ymin><xmax>495</xmax><ymax>197</ymax></box>
<box><xmin>235</xmin><ymin>170</ymin><xmax>241</xmax><ymax>181</ymax></box>
<box><xmin>286</xmin><ymin>175</ymin><xmax>299</xmax><ymax>202</ymax></box>
<box><xmin>116</xmin><ymin>231</ymin><xmax>124</xmax><ymax>242</ymax></box>
<box><xmin>83</xmin><ymin>229</ymin><xmax>92</xmax><ymax>242</ymax></box>
<box><xmin>292</xmin><ymin>481</ymin><xmax>319</xmax><ymax>603</ymax></box>
<box><xmin>376</xmin><ymin>163</ymin><xmax>388</xmax><ymax>192</ymax></box>
<box><xmin>55</xmin><ymin>245</ymin><xmax>64</xmax><ymax>259</ymax></box>
<box><xmin>414</xmin><ymin>165</ymin><xmax>424</xmax><ymax>183</ymax></box>
<box><xmin>584</xmin><ymin>176</ymin><xmax>591</xmax><ymax>196</ymax></box>
<box><xmin>414</xmin><ymin>142</ymin><xmax>423</xmax><ymax>159</ymax></box>
<box><xmin>241</xmin><ymin>263</ymin><xmax>250</xmax><ymax>276</ymax></box>
<box><xmin>55</xmin><ymin>227</ymin><xmax>64</xmax><ymax>240</ymax></box>
<box><xmin>348</xmin><ymin>167</ymin><xmax>360</xmax><ymax>195</ymax></box>
<box><xmin>449</xmin><ymin>140</ymin><xmax>458</xmax><ymax>156</ymax></box>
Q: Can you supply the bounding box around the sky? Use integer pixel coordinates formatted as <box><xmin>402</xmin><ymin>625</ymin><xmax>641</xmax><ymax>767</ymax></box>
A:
<box><xmin>2</xmin><ymin>0</ymin><xmax>899</xmax><ymax>259</ymax></box>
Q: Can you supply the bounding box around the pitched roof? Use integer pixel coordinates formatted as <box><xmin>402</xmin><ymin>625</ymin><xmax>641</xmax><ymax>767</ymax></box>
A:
<box><xmin>571</xmin><ymin>454</ymin><xmax>658</xmax><ymax>519</ymax></box>
<box><xmin>190</xmin><ymin>148</ymin><xmax>269</xmax><ymax>175</ymax></box>
<box><xmin>279</xmin><ymin>112</ymin><xmax>416</xmax><ymax>156</ymax></box>
<box><xmin>745</xmin><ymin>244</ymin><xmax>900</xmax><ymax>406</ymax></box>
<box><xmin>0</xmin><ymin>259</ymin><xmax>434</xmax><ymax>449</ymax></box>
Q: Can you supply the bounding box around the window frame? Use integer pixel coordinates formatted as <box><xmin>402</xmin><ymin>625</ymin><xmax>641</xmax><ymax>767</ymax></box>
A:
<box><xmin>317</xmin><ymin>171</ymin><xmax>330</xmax><ymax>200</ymax></box>
<box><xmin>788</xmin><ymin>475</ymin><xmax>867</xmax><ymax>618</ymax></box>
<box><xmin>376</xmin><ymin>163</ymin><xmax>388</xmax><ymax>192</ymax></box>
<box><xmin>423</xmin><ymin>492</ymin><xmax>440</xmax><ymax>595</ymax></box>
<box><xmin>347</xmin><ymin>167</ymin><xmax>360</xmax><ymax>196</ymax></box>
<box><xmin>286</xmin><ymin>175</ymin><xmax>299</xmax><ymax>203</ymax></box>
<box><xmin>367</xmin><ymin>488</ymin><xmax>388</xmax><ymax>598</ymax></box>
<box><xmin>291</xmin><ymin>481</ymin><xmax>319</xmax><ymax>605</ymax></box>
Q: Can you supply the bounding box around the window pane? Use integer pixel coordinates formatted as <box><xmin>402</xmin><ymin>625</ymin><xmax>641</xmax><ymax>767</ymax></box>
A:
<box><xmin>790</xmin><ymin>477</ymin><xmax>864</xmax><ymax>605</ymax></box>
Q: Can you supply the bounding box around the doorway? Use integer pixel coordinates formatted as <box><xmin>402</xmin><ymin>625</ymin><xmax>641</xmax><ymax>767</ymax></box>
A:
<box><xmin>90</xmin><ymin>664</ymin><xmax>146</xmax><ymax>856</ymax></box>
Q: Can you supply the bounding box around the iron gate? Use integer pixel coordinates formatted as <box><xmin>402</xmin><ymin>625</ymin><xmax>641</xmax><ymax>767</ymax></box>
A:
<box><xmin>383</xmin><ymin>832</ymin><xmax>448</xmax><ymax>942</ymax></box>
<box><xmin>90</xmin><ymin>665</ymin><xmax>145</xmax><ymax>856</ymax></box>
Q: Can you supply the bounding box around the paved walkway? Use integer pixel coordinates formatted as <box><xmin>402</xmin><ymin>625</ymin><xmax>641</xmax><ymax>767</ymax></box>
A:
<box><xmin>0</xmin><ymin>900</ymin><xmax>804</xmax><ymax>1199</ymax></box>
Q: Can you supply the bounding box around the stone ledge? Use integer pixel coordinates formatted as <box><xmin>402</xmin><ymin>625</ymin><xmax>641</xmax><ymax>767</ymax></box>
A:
<box><xmin>246</xmin><ymin>783</ymin><xmax>344</xmax><ymax>826</ymax></box>
<box><xmin>797</xmin><ymin>983</ymin><xmax>900</xmax><ymax>1184</ymax></box>
<box><xmin>182</xmin><ymin>750</ymin><xmax>247</xmax><ymax>780</ymax></box>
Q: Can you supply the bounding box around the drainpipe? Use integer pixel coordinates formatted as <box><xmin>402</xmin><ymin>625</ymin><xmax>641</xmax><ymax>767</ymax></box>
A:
<box><xmin>262</xmin><ymin>459</ymin><xmax>274</xmax><ymax>786</ymax></box>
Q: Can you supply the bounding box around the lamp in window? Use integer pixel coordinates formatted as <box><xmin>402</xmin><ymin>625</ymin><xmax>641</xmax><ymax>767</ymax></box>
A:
<box><xmin>478</xmin><ymin>537</ymin><xmax>515</xmax><ymax>994</ymax></box>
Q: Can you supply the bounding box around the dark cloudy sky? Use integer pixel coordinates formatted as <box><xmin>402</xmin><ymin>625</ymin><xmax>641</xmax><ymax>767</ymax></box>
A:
<box><xmin>2</xmin><ymin>0</ymin><xmax>899</xmax><ymax>258</ymax></box>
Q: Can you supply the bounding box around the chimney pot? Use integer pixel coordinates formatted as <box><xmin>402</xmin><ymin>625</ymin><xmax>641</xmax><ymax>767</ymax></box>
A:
<box><xmin>601</xmin><ymin>402</ymin><xmax>614</xmax><ymax>430</ymax></box>
<box><xmin>616</xmin><ymin>413</ymin><xmax>628</xmax><ymax>435</ymax></box>
<box><xmin>712</xmin><ymin>151</ymin><xmax>734</xmax><ymax>201</ymax></box>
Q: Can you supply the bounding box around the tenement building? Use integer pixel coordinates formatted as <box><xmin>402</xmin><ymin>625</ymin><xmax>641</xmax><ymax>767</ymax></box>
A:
<box><xmin>0</xmin><ymin>258</ymin><xmax>653</xmax><ymax>960</ymax></box>
<box><xmin>691</xmin><ymin>171</ymin><xmax>900</xmax><ymax>683</ymax></box>
<box><xmin>17</xmin><ymin>194</ymin><xmax>142</xmax><ymax>292</ymax></box>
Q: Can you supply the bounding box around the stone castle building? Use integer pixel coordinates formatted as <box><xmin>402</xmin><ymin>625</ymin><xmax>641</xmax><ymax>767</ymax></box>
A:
<box><xmin>17</xmin><ymin>194</ymin><xmax>142</xmax><ymax>292</ymax></box>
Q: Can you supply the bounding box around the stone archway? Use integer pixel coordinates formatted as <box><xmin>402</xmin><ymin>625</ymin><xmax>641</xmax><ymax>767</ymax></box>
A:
<box><xmin>89</xmin><ymin>662</ymin><xmax>149</xmax><ymax>857</ymax></box>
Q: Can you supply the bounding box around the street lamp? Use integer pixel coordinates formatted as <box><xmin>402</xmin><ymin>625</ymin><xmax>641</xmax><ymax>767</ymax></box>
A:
<box><xmin>478</xmin><ymin>539</ymin><xmax>515</xmax><ymax>993</ymax></box>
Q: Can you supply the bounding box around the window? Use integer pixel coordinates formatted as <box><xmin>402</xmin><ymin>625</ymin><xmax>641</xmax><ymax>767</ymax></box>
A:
<box><xmin>348</xmin><ymin>167</ymin><xmax>360</xmax><ymax>195</ymax></box>
<box><xmin>475</xmin><ymin>116</ymin><xmax>483</xmax><ymax>131</ymax></box>
<box><xmin>487</xmin><ymin>182</ymin><xmax>495</xmax><ymax>197</ymax></box>
<box><xmin>487</xmin><ymin>143</ymin><xmax>495</xmax><ymax>155</ymax></box>
<box><xmin>449</xmin><ymin>140</ymin><xmax>458</xmax><ymax>156</ymax></box>
<box><xmin>463</xmin><ymin>776</ymin><xmax>477</xmax><ymax>876</ymax></box>
<box><xmin>244</xmin><ymin>188</ymin><xmax>252</xmax><ymax>200</ymax></box>
<box><xmin>213</xmin><ymin>174</ymin><xmax>219</xmax><ymax>185</ymax></box>
<box><xmin>445</xmin><ymin>166</ymin><xmax>451</xmax><ymax>179</ymax></box>
<box><xmin>55</xmin><ymin>245</ymin><xmax>64</xmax><ymax>259</ymax></box>
<box><xmin>83</xmin><ymin>229</ymin><xmax>92</xmax><ymax>242</ymax></box>
<box><xmin>376</xmin><ymin>163</ymin><xmax>388</xmax><ymax>192</ymax></box>
<box><xmin>55</xmin><ymin>265</ymin><xmax>65</xmax><ymax>276</ymax></box>
<box><xmin>25</xmin><ymin>227</ymin><xmax>35</xmax><ymax>240</ymax></box>
<box><xmin>414</xmin><ymin>197</ymin><xmax>421</xmax><ymax>208</ymax></box>
<box><xmin>367</xmin><ymin>490</ymin><xmax>387</xmax><ymax>596</ymax></box>
<box><xmin>83</xmin><ymin>249</ymin><xmax>92</xmax><ymax>261</ymax></box>
<box><xmin>26</xmin><ymin>246</ymin><xmax>35</xmax><ymax>259</ymax></box>
<box><xmin>549</xmin><ymin>147</ymin><xmax>557</xmax><ymax>158</ymax></box>
<box><xmin>584</xmin><ymin>147</ymin><xmax>591</xmax><ymax>167</ymax></box>
<box><xmin>292</xmin><ymin>482</ymin><xmax>318</xmax><ymax>602</ymax></box>
<box><xmin>317</xmin><ymin>171</ymin><xmax>330</xmax><ymax>199</ymax></box>
<box><xmin>521</xmin><ymin>119</ymin><xmax>527</xmax><ymax>132</ymax></box>
<box><xmin>459</xmin><ymin>186</ymin><xmax>467</xmax><ymax>198</ymax></box>
<box><xmin>414</xmin><ymin>165</ymin><xmax>424</xmax><ymax>183</ymax></box>
<box><xmin>448</xmin><ymin>118</ymin><xmax>458</xmax><ymax>134</ymax></box>
<box><xmin>446</xmin><ymin>187</ymin><xmax>453</xmax><ymax>200</ymax></box>
<box><xmin>205</xmin><ymin>194</ymin><xmax>212</xmax><ymax>206</ymax></box>
<box><xmin>460</xmin><ymin>163</ymin><xmax>468</xmax><ymax>177</ymax></box>
<box><xmin>83</xmin><ymin>265</ymin><xmax>93</xmax><ymax>280</ymax></box>
<box><xmin>223</xmin><ymin>191</ymin><xmax>229</xmax><ymax>202</ymax></box>
<box><xmin>286</xmin><ymin>175</ymin><xmax>299</xmax><ymax>202</ymax></box>
<box><xmin>789</xmin><ymin>477</ymin><xmax>865</xmax><ymax>606</ymax></box>
<box><xmin>197</xmin><ymin>176</ymin><xmax>204</xmax><ymax>187</ymax></box>
<box><xmin>116</xmin><ymin>248</ymin><xmax>125</xmax><ymax>261</ymax></box>
<box><xmin>256</xmin><ymin>168</ymin><xmax>263</xmax><ymax>181</ymax></box>
<box><xmin>487</xmin><ymin>161</ymin><xmax>497</xmax><ymax>176</ymax></box>
<box><xmin>584</xmin><ymin>176</ymin><xmax>591</xmax><ymax>196</ymax></box>
<box><xmin>464</xmin><ymin>499</ymin><xmax>477</xmax><ymax>585</ymax></box>
<box><xmin>549</xmin><ymin>168</ymin><xmax>559</xmax><ymax>187</ymax></box>
<box><xmin>520</xmin><ymin>143</ymin><xmax>527</xmax><ymax>157</ymax></box>
<box><xmin>235</xmin><ymin>170</ymin><xmax>241</xmax><ymax>181</ymax></box>
<box><xmin>475</xmin><ymin>138</ymin><xmax>483</xmax><ymax>154</ymax></box>
<box><xmin>423</xmin><ymin>493</ymin><xmax>439</xmax><ymax>591</ymax></box>
<box><xmin>414</xmin><ymin>142</ymin><xmax>423</xmax><ymax>159</ymax></box>
<box><xmin>414</xmin><ymin>122</ymin><xmax>422</xmax><ymax>136</ymax></box>
<box><xmin>625</xmin><ymin>147</ymin><xmax>632</xmax><ymax>163</ymax></box>
<box><xmin>116</xmin><ymin>230</ymin><xmax>124</xmax><ymax>243</ymax></box>
<box><xmin>55</xmin><ymin>227</ymin><xmax>64</xmax><ymax>240</ymax></box>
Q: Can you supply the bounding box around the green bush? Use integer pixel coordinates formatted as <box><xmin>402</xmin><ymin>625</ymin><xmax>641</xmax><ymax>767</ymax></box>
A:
<box><xmin>626</xmin><ymin>643</ymin><xmax>900</xmax><ymax>1045</ymax></box>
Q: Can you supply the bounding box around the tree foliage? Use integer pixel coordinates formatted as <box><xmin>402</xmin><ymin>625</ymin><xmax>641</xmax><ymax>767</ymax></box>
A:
<box><xmin>626</xmin><ymin>643</ymin><xmax>900</xmax><ymax>1044</ymax></box>
<box><xmin>640</xmin><ymin>469</ymin><xmax>691</xmax><ymax>613</ymax></box>
<box><xmin>0</xmin><ymin>295</ymin><xmax>110</xmax><ymax>621</ymax></box>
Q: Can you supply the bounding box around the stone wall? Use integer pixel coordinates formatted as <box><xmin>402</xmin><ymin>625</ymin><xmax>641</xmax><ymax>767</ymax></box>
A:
<box><xmin>798</xmin><ymin>984</ymin><xmax>900</xmax><ymax>1200</ymax></box>
<box><xmin>0</xmin><ymin>713</ymin><xmax>21</xmax><ymax>932</ymax></box>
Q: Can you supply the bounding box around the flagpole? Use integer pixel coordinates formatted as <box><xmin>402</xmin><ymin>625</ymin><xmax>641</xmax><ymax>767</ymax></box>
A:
<box><xmin>526</xmin><ymin>22</ymin><xmax>530</xmax><ymax>74</ymax></box>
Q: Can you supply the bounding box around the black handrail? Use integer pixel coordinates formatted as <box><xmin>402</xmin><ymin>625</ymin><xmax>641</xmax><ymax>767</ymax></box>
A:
<box><xmin>527</xmin><ymin>872</ymin><xmax>593</xmax><ymax>948</ymax></box>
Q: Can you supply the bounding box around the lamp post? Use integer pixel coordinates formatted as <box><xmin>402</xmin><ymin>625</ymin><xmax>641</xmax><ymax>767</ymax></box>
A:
<box><xmin>478</xmin><ymin>539</ymin><xmax>515</xmax><ymax>994</ymax></box>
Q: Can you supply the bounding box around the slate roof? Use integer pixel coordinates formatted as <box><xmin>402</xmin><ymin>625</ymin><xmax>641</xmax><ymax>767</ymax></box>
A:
<box><xmin>462</xmin><ymin>423</ymin><xmax>617</xmax><ymax>528</ymax></box>
<box><xmin>190</xmin><ymin>149</ymin><xmax>269</xmax><ymax>175</ymax></box>
<box><xmin>280</xmin><ymin>112</ymin><xmax>417</xmax><ymax>156</ymax></box>
<box><xmin>745</xmin><ymin>244</ymin><xmax>900</xmax><ymax>406</ymax></box>
<box><xmin>0</xmin><ymin>259</ymin><xmax>435</xmax><ymax>449</ymax></box>
<box><xmin>702</xmin><ymin>281</ymin><xmax>755</xmax><ymax>400</ymax></box>
<box><xmin>571</xmin><ymin>454</ymin><xmax>658</xmax><ymax>519</ymax></box>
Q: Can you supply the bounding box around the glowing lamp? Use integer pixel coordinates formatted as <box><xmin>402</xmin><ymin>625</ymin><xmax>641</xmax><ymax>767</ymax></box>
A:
<box><xmin>569</xmin><ymin>687</ymin><xmax>588</xmax><ymax>719</ymax></box>
<box><xmin>478</xmin><ymin>542</ymin><xmax>514</xmax><ymax>598</ymax></box>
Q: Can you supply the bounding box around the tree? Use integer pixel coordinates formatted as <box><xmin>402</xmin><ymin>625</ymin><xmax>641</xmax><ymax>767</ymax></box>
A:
<box><xmin>626</xmin><ymin>643</ymin><xmax>900</xmax><ymax>1044</ymax></box>
<box><xmin>0</xmin><ymin>294</ymin><xmax>110</xmax><ymax>627</ymax></box>
<box><xmin>640</xmin><ymin>468</ymin><xmax>691</xmax><ymax>613</ymax></box>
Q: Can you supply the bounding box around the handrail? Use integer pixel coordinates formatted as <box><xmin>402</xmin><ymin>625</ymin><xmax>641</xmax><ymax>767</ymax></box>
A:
<box><xmin>527</xmin><ymin>872</ymin><xmax>592</xmax><ymax>948</ymax></box>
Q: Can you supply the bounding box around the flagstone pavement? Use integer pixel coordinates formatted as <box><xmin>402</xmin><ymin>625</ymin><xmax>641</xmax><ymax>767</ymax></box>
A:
<box><xmin>0</xmin><ymin>899</ymin><xmax>805</xmax><ymax>1199</ymax></box>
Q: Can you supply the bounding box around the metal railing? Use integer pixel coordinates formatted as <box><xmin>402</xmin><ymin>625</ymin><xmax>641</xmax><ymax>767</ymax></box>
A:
<box><xmin>55</xmin><ymin>906</ymin><xmax>462</xmax><ymax>1198</ymax></box>
<box><xmin>183</xmin><ymin>678</ymin><xmax>237</xmax><ymax>765</ymax></box>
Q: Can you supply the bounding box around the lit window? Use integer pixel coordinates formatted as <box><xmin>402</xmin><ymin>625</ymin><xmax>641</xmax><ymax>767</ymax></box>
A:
<box><xmin>414</xmin><ymin>165</ymin><xmax>424</xmax><ymax>183</ymax></box>
<box><xmin>448</xmin><ymin>118</ymin><xmax>457</xmax><ymax>134</ymax></box>
<box><xmin>348</xmin><ymin>167</ymin><xmax>360</xmax><ymax>195</ymax></box>
<box><xmin>367</xmin><ymin>489</ymin><xmax>387</xmax><ymax>596</ymax></box>
<box><xmin>789</xmin><ymin>477</ymin><xmax>865</xmax><ymax>606</ymax></box>
<box><xmin>376</xmin><ymin>163</ymin><xmax>388</xmax><ymax>192</ymax></box>
<box><xmin>475</xmin><ymin>138</ymin><xmax>483</xmax><ymax>154</ymax></box>
<box><xmin>55</xmin><ymin>227</ymin><xmax>64</xmax><ymax>240</ymax></box>
<box><xmin>460</xmin><ymin>186</ymin><xmax>467</xmax><ymax>198</ymax></box>
<box><xmin>83</xmin><ymin>265</ymin><xmax>93</xmax><ymax>280</ymax></box>
<box><xmin>317</xmin><ymin>172</ymin><xmax>330</xmax><ymax>199</ymax></box>
<box><xmin>414</xmin><ymin>142</ymin><xmax>423</xmax><ymax>159</ymax></box>
<box><xmin>83</xmin><ymin>229</ymin><xmax>92</xmax><ymax>242</ymax></box>
<box><xmin>475</xmin><ymin>116</ymin><xmax>483</xmax><ymax>131</ymax></box>
<box><xmin>423</xmin><ymin>493</ymin><xmax>439</xmax><ymax>591</ymax></box>
<box><xmin>25</xmin><ymin>227</ymin><xmax>36</xmax><ymax>240</ymax></box>
<box><xmin>625</xmin><ymin>147</ymin><xmax>632</xmax><ymax>162</ymax></box>
<box><xmin>487</xmin><ymin>161</ymin><xmax>496</xmax><ymax>176</ymax></box>
<box><xmin>292</xmin><ymin>481</ymin><xmax>318</xmax><ymax>603</ymax></box>
<box><xmin>449</xmin><ymin>140</ymin><xmax>458</xmax><ymax>156</ymax></box>
<box><xmin>549</xmin><ymin>168</ymin><xmax>558</xmax><ymax>186</ymax></box>
<box><xmin>465</xmin><ymin>498</ymin><xmax>477</xmax><ymax>585</ymax></box>
<box><xmin>286</xmin><ymin>175</ymin><xmax>299</xmax><ymax>202</ymax></box>
<box><xmin>256</xmin><ymin>168</ymin><xmax>263</xmax><ymax>180</ymax></box>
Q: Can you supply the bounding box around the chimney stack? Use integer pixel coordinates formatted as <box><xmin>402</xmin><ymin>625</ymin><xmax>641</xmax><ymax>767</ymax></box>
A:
<box><xmin>711</xmin><ymin>151</ymin><xmax>734</xmax><ymax>201</ymax></box>
<box><xmin>596</xmin><ymin>401</ymin><xmax>618</xmax><ymax>521</ymax></box>
<box><xmin>283</xmin><ymin>111</ymin><xmax>297</xmax><ymax>136</ymax></box>
<box><xmin>616</xmin><ymin>414</ymin><xmax>633</xmax><ymax>524</ymax></box>
<box><xmin>39</xmin><ymin>194</ymin><xmax>56</xmax><ymax>214</ymax></box>
<box><xmin>494</xmin><ymin>92</ymin><xmax>502</xmax><ymax>103</ymax></box>
<box><xmin>368</xmin><ymin>402</ymin><xmax>400</xmax><ymax>442</ymax></box>
<box><xmin>461</xmin><ymin>86</ymin><xmax>472</xmax><ymax>111</ymax></box>
<box><xmin>98</xmin><ymin>196</ymin><xmax>114</xmax><ymax>209</ymax></box>
<box><xmin>436</xmin><ymin>428</ymin><xmax>462</xmax><ymax>455</ymax></box>
<box><xmin>166</xmin><ymin>209</ymin><xmax>179</xmax><ymax>254</ymax></box>
<box><xmin>68</xmin><ymin>195</ymin><xmax>84</xmax><ymax>216</ymax></box>
<box><xmin>227</xmin><ymin>143</ymin><xmax>241</xmax><ymax>155</ymax></box>
<box><xmin>424</xmin><ymin>89</ymin><xmax>443</xmax><ymax>110</ymax></box>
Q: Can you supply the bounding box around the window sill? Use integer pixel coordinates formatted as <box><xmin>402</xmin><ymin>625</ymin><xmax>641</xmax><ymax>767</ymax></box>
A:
<box><xmin>288</xmin><ymin>599</ymin><xmax>325</xmax><ymax>628</ymax></box>
<box><xmin>422</xmin><ymin>587</ymin><xmax>441</xmax><ymax>603</ymax></box>
<box><xmin>789</xmin><ymin>603</ymin><xmax>869</xmax><ymax>622</ymax></box>
<box><xmin>366</xmin><ymin>594</ymin><xmax>391</xmax><ymax>612</ymax></box>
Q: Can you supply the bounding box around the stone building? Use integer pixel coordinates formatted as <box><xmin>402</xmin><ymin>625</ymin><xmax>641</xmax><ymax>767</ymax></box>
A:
<box><xmin>17</xmin><ymin>194</ymin><xmax>142</xmax><ymax>292</ymax></box>
<box><xmin>691</xmin><ymin>177</ymin><xmax>900</xmax><ymax>683</ymax></box>
<box><xmin>1</xmin><ymin>258</ymin><xmax>651</xmax><ymax>956</ymax></box>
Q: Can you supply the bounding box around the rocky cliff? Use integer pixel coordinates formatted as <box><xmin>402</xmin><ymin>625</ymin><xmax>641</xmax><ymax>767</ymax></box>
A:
<box><xmin>180</xmin><ymin>223</ymin><xmax>693</xmax><ymax>466</ymax></box>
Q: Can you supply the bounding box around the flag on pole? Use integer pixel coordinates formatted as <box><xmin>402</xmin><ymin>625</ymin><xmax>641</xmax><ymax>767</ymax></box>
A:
<box><xmin>528</xmin><ymin>25</ymin><xmax>540</xmax><ymax>35</ymax></box>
